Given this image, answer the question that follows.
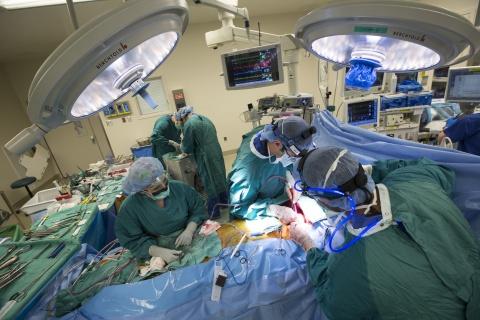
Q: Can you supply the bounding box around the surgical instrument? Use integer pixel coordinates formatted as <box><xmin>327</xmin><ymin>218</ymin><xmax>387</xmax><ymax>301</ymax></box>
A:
<box><xmin>48</xmin><ymin>242</ymin><xmax>66</xmax><ymax>259</ymax></box>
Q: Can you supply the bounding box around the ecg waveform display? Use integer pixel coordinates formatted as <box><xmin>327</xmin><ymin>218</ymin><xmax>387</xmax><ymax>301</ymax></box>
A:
<box><xmin>224</xmin><ymin>47</ymin><xmax>281</xmax><ymax>88</ymax></box>
<box><xmin>348</xmin><ymin>99</ymin><xmax>377</xmax><ymax>126</ymax></box>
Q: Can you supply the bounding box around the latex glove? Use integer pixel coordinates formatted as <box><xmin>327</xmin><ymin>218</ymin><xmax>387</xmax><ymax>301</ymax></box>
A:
<box><xmin>175</xmin><ymin>221</ymin><xmax>197</xmax><ymax>248</ymax></box>
<box><xmin>148</xmin><ymin>245</ymin><xmax>182</xmax><ymax>264</ymax></box>
<box><xmin>168</xmin><ymin>140</ymin><xmax>181</xmax><ymax>152</ymax></box>
<box><xmin>268</xmin><ymin>204</ymin><xmax>297</xmax><ymax>224</ymax></box>
<box><xmin>289</xmin><ymin>222</ymin><xmax>315</xmax><ymax>251</ymax></box>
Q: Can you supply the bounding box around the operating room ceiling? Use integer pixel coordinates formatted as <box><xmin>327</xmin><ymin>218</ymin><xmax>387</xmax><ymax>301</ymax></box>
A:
<box><xmin>0</xmin><ymin>0</ymin><xmax>477</xmax><ymax>63</ymax></box>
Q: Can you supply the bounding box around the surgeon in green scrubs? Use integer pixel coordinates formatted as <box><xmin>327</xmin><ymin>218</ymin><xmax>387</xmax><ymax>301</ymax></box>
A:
<box><xmin>175</xmin><ymin>106</ymin><xmax>227</xmax><ymax>218</ymax></box>
<box><xmin>290</xmin><ymin>147</ymin><xmax>480</xmax><ymax>320</ymax></box>
<box><xmin>115</xmin><ymin>157</ymin><xmax>207</xmax><ymax>262</ymax></box>
<box><xmin>228</xmin><ymin>116</ymin><xmax>316</xmax><ymax>220</ymax></box>
<box><xmin>150</xmin><ymin>114</ymin><xmax>181</xmax><ymax>166</ymax></box>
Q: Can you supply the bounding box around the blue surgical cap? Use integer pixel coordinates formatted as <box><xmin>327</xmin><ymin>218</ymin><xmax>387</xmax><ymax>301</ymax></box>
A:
<box><xmin>260</xmin><ymin>116</ymin><xmax>315</xmax><ymax>154</ymax></box>
<box><xmin>175</xmin><ymin>105</ymin><xmax>194</xmax><ymax>121</ymax></box>
<box><xmin>123</xmin><ymin>157</ymin><xmax>165</xmax><ymax>194</ymax></box>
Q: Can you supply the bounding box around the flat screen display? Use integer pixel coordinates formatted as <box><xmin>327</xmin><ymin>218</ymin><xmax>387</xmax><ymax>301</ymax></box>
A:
<box><xmin>445</xmin><ymin>67</ymin><xmax>480</xmax><ymax>102</ymax></box>
<box><xmin>222</xmin><ymin>44</ymin><xmax>284</xmax><ymax>90</ymax></box>
<box><xmin>347</xmin><ymin>99</ymin><xmax>378</xmax><ymax>126</ymax></box>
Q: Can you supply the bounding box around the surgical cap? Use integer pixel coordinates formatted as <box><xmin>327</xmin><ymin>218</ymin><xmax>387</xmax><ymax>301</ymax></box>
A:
<box><xmin>123</xmin><ymin>157</ymin><xmax>165</xmax><ymax>194</ymax></box>
<box><xmin>260</xmin><ymin>116</ymin><xmax>315</xmax><ymax>153</ymax></box>
<box><xmin>301</xmin><ymin>146</ymin><xmax>359</xmax><ymax>189</ymax></box>
<box><xmin>300</xmin><ymin>146</ymin><xmax>374</xmax><ymax>209</ymax></box>
<box><xmin>175</xmin><ymin>105</ymin><xmax>194</xmax><ymax>121</ymax></box>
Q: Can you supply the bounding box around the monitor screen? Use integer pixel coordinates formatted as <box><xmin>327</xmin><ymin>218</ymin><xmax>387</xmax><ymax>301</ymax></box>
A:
<box><xmin>445</xmin><ymin>67</ymin><xmax>480</xmax><ymax>102</ymax></box>
<box><xmin>345</xmin><ymin>67</ymin><xmax>384</xmax><ymax>92</ymax></box>
<box><xmin>347</xmin><ymin>99</ymin><xmax>378</xmax><ymax>126</ymax></box>
<box><xmin>221</xmin><ymin>44</ymin><xmax>284</xmax><ymax>90</ymax></box>
<box><xmin>434</xmin><ymin>67</ymin><xmax>449</xmax><ymax>78</ymax></box>
<box><xmin>395</xmin><ymin>72</ymin><xmax>418</xmax><ymax>84</ymax></box>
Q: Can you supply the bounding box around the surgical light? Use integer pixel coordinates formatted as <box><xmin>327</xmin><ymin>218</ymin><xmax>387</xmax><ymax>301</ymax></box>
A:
<box><xmin>295</xmin><ymin>0</ymin><xmax>480</xmax><ymax>90</ymax></box>
<box><xmin>0</xmin><ymin>0</ymin><xmax>93</xmax><ymax>10</ymax></box>
<box><xmin>27</xmin><ymin>0</ymin><xmax>189</xmax><ymax>131</ymax></box>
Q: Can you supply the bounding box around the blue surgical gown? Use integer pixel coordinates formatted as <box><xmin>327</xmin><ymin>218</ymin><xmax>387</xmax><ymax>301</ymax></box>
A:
<box><xmin>227</xmin><ymin>127</ymin><xmax>288</xmax><ymax>219</ymax></box>
<box><xmin>444</xmin><ymin>113</ymin><xmax>480</xmax><ymax>156</ymax></box>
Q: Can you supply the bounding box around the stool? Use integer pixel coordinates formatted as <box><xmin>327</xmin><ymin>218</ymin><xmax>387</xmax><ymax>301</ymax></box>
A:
<box><xmin>10</xmin><ymin>177</ymin><xmax>37</xmax><ymax>198</ymax></box>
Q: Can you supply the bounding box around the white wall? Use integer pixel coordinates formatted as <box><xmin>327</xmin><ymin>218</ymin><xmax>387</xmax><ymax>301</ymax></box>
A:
<box><xmin>3</xmin><ymin>59</ymin><xmax>113</xmax><ymax>176</ymax></box>
<box><xmin>0</xmin><ymin>65</ymin><xmax>58</xmax><ymax>210</ymax></box>
<box><xmin>100</xmin><ymin>12</ymin><xmax>323</xmax><ymax>156</ymax></box>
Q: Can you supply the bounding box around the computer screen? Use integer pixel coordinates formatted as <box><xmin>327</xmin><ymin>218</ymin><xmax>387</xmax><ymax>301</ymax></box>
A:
<box><xmin>434</xmin><ymin>67</ymin><xmax>449</xmax><ymax>78</ymax></box>
<box><xmin>345</xmin><ymin>67</ymin><xmax>384</xmax><ymax>92</ymax></box>
<box><xmin>347</xmin><ymin>99</ymin><xmax>378</xmax><ymax>126</ymax></box>
<box><xmin>395</xmin><ymin>72</ymin><xmax>418</xmax><ymax>84</ymax></box>
<box><xmin>221</xmin><ymin>44</ymin><xmax>284</xmax><ymax>90</ymax></box>
<box><xmin>445</xmin><ymin>67</ymin><xmax>480</xmax><ymax>102</ymax></box>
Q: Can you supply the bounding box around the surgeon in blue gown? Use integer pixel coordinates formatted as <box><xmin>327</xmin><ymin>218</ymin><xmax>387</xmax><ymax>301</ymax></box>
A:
<box><xmin>438</xmin><ymin>102</ymin><xmax>480</xmax><ymax>156</ymax></box>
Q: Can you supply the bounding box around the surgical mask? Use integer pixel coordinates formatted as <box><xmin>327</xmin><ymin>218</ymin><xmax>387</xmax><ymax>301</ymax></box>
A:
<box><xmin>279</xmin><ymin>153</ymin><xmax>296</xmax><ymax>168</ymax></box>
<box><xmin>150</xmin><ymin>185</ymin><xmax>170</xmax><ymax>200</ymax></box>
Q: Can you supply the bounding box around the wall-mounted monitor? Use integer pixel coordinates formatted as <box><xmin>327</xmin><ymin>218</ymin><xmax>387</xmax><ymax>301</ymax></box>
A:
<box><xmin>346</xmin><ymin>98</ymin><xmax>378</xmax><ymax>127</ymax></box>
<box><xmin>221</xmin><ymin>43</ymin><xmax>284</xmax><ymax>90</ymax></box>
<box><xmin>445</xmin><ymin>66</ymin><xmax>480</xmax><ymax>103</ymax></box>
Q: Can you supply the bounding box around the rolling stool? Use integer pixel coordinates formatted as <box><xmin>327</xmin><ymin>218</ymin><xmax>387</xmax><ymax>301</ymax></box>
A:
<box><xmin>10</xmin><ymin>177</ymin><xmax>37</xmax><ymax>198</ymax></box>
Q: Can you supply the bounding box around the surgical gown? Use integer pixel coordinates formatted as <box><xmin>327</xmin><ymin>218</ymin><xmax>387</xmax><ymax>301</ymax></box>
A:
<box><xmin>181</xmin><ymin>114</ymin><xmax>227</xmax><ymax>199</ymax></box>
<box><xmin>228</xmin><ymin>127</ymin><xmax>288</xmax><ymax>219</ymax></box>
<box><xmin>307</xmin><ymin>159</ymin><xmax>480</xmax><ymax>319</ymax></box>
<box><xmin>444</xmin><ymin>113</ymin><xmax>480</xmax><ymax>156</ymax></box>
<box><xmin>115</xmin><ymin>180</ymin><xmax>207</xmax><ymax>259</ymax></box>
<box><xmin>151</xmin><ymin>115</ymin><xmax>181</xmax><ymax>165</ymax></box>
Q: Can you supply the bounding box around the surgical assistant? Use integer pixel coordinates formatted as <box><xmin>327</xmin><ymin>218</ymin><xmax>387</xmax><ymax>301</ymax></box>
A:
<box><xmin>440</xmin><ymin>103</ymin><xmax>480</xmax><ymax>156</ymax></box>
<box><xmin>175</xmin><ymin>106</ymin><xmax>227</xmax><ymax>218</ymax></box>
<box><xmin>115</xmin><ymin>157</ymin><xmax>207</xmax><ymax>260</ymax></box>
<box><xmin>151</xmin><ymin>114</ymin><xmax>181</xmax><ymax>166</ymax></box>
<box><xmin>290</xmin><ymin>147</ymin><xmax>480</xmax><ymax>319</ymax></box>
<box><xmin>228</xmin><ymin>116</ymin><xmax>315</xmax><ymax>220</ymax></box>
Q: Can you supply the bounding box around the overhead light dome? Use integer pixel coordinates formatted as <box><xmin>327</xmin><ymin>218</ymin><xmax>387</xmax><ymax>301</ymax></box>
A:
<box><xmin>295</xmin><ymin>0</ymin><xmax>480</xmax><ymax>74</ymax></box>
<box><xmin>28</xmin><ymin>0</ymin><xmax>189</xmax><ymax>130</ymax></box>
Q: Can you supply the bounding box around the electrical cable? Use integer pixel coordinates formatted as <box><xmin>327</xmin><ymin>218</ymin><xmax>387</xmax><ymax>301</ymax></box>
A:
<box><xmin>335</xmin><ymin>101</ymin><xmax>344</xmax><ymax>118</ymax></box>
<box><xmin>257</xmin><ymin>21</ymin><xmax>261</xmax><ymax>46</ymax></box>
<box><xmin>332</xmin><ymin>69</ymin><xmax>340</xmax><ymax>107</ymax></box>
<box><xmin>317</xmin><ymin>60</ymin><xmax>328</xmax><ymax>107</ymax></box>
<box><xmin>215</xmin><ymin>248</ymin><xmax>249</xmax><ymax>286</ymax></box>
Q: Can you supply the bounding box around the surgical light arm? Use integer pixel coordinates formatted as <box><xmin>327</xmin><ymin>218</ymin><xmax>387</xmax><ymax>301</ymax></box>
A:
<box><xmin>3</xmin><ymin>124</ymin><xmax>49</xmax><ymax>178</ymax></box>
<box><xmin>193</xmin><ymin>0</ymin><xmax>249</xmax><ymax>22</ymax></box>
